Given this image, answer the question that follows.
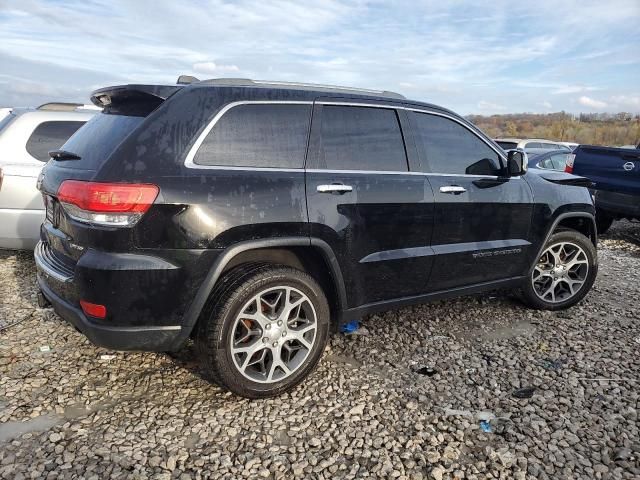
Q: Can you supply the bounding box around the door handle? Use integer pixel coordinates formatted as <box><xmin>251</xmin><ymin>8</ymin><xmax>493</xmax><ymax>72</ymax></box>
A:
<box><xmin>439</xmin><ymin>185</ymin><xmax>467</xmax><ymax>195</ymax></box>
<box><xmin>317</xmin><ymin>184</ymin><xmax>353</xmax><ymax>194</ymax></box>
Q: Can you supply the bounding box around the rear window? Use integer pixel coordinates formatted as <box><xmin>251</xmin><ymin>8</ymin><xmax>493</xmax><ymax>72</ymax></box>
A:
<box><xmin>550</xmin><ymin>153</ymin><xmax>569</xmax><ymax>170</ymax></box>
<box><xmin>194</xmin><ymin>104</ymin><xmax>311</xmax><ymax>168</ymax></box>
<box><xmin>60</xmin><ymin>113</ymin><xmax>144</xmax><ymax>170</ymax></box>
<box><xmin>26</xmin><ymin>121</ymin><xmax>85</xmax><ymax>161</ymax></box>
<box><xmin>496</xmin><ymin>141</ymin><xmax>518</xmax><ymax>150</ymax></box>
<box><xmin>318</xmin><ymin>105</ymin><xmax>408</xmax><ymax>171</ymax></box>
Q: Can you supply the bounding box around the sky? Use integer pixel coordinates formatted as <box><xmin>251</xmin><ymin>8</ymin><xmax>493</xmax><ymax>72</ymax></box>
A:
<box><xmin>0</xmin><ymin>0</ymin><xmax>639</xmax><ymax>115</ymax></box>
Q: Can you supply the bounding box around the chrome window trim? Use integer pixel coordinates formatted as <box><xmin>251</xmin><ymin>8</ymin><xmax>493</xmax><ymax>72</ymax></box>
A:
<box><xmin>183</xmin><ymin>164</ymin><xmax>303</xmax><ymax>173</ymax></box>
<box><xmin>305</xmin><ymin>168</ymin><xmax>516</xmax><ymax>179</ymax></box>
<box><xmin>184</xmin><ymin>100</ymin><xmax>314</xmax><ymax>169</ymax></box>
<box><xmin>184</xmin><ymin>99</ymin><xmax>510</xmax><ymax>177</ymax></box>
<box><xmin>306</xmin><ymin>168</ymin><xmax>421</xmax><ymax>176</ymax></box>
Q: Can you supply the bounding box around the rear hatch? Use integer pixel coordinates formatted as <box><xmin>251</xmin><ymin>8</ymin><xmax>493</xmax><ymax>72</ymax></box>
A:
<box><xmin>571</xmin><ymin>145</ymin><xmax>640</xmax><ymax>196</ymax></box>
<box><xmin>38</xmin><ymin>84</ymin><xmax>180</xmax><ymax>266</ymax></box>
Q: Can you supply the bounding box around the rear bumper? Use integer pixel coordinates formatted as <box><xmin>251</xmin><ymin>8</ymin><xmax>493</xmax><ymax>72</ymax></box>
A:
<box><xmin>38</xmin><ymin>275</ymin><xmax>184</xmax><ymax>351</ymax></box>
<box><xmin>34</xmin><ymin>240</ymin><xmax>213</xmax><ymax>352</ymax></box>
<box><xmin>0</xmin><ymin>208</ymin><xmax>43</xmax><ymax>250</ymax></box>
<box><xmin>595</xmin><ymin>190</ymin><xmax>640</xmax><ymax>218</ymax></box>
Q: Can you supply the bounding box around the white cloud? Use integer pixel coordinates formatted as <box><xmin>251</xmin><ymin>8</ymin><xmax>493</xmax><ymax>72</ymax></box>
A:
<box><xmin>0</xmin><ymin>0</ymin><xmax>638</xmax><ymax>113</ymax></box>
<box><xmin>192</xmin><ymin>62</ymin><xmax>240</xmax><ymax>75</ymax></box>
<box><xmin>477</xmin><ymin>100</ymin><xmax>506</xmax><ymax>112</ymax></box>
<box><xmin>552</xmin><ymin>85</ymin><xmax>600</xmax><ymax>95</ymax></box>
<box><xmin>541</xmin><ymin>101</ymin><xmax>552</xmax><ymax>109</ymax></box>
<box><xmin>578</xmin><ymin>96</ymin><xmax>608</xmax><ymax>109</ymax></box>
<box><xmin>610</xmin><ymin>95</ymin><xmax>640</xmax><ymax>110</ymax></box>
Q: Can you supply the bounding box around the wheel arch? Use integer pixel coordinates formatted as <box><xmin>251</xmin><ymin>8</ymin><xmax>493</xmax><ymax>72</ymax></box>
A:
<box><xmin>555</xmin><ymin>214</ymin><xmax>597</xmax><ymax>245</ymax></box>
<box><xmin>533</xmin><ymin>212</ymin><xmax>597</xmax><ymax>270</ymax></box>
<box><xmin>177</xmin><ymin>237</ymin><xmax>347</xmax><ymax>346</ymax></box>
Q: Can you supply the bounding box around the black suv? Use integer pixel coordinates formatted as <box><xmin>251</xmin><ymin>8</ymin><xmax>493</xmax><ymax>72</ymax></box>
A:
<box><xmin>35</xmin><ymin>79</ymin><xmax>598</xmax><ymax>398</ymax></box>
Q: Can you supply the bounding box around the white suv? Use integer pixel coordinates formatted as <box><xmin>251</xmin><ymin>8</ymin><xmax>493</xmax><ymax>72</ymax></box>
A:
<box><xmin>0</xmin><ymin>103</ymin><xmax>97</xmax><ymax>249</ymax></box>
<box><xmin>494</xmin><ymin>138</ymin><xmax>572</xmax><ymax>156</ymax></box>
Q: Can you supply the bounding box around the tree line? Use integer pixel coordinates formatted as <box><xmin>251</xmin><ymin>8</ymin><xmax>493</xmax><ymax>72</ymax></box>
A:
<box><xmin>467</xmin><ymin>112</ymin><xmax>640</xmax><ymax>147</ymax></box>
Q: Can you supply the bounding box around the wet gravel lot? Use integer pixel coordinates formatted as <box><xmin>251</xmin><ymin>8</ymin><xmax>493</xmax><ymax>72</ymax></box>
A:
<box><xmin>1</xmin><ymin>222</ymin><xmax>639</xmax><ymax>480</ymax></box>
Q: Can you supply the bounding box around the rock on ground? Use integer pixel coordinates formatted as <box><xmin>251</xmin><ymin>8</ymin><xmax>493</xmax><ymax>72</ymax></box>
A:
<box><xmin>1</xmin><ymin>221</ymin><xmax>639</xmax><ymax>479</ymax></box>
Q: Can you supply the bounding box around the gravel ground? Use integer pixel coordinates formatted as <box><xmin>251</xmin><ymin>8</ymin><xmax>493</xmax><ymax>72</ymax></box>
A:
<box><xmin>1</xmin><ymin>221</ymin><xmax>639</xmax><ymax>480</ymax></box>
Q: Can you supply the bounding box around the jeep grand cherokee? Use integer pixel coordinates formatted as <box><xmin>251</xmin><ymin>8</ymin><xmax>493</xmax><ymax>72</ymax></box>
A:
<box><xmin>35</xmin><ymin>78</ymin><xmax>598</xmax><ymax>398</ymax></box>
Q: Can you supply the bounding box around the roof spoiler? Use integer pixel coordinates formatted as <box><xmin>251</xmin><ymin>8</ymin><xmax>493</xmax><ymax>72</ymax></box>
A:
<box><xmin>90</xmin><ymin>84</ymin><xmax>181</xmax><ymax>115</ymax></box>
<box><xmin>177</xmin><ymin>75</ymin><xmax>200</xmax><ymax>85</ymax></box>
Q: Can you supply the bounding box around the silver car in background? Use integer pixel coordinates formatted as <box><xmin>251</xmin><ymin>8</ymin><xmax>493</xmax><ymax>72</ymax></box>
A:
<box><xmin>494</xmin><ymin>138</ymin><xmax>573</xmax><ymax>156</ymax></box>
<box><xmin>0</xmin><ymin>103</ymin><xmax>96</xmax><ymax>249</ymax></box>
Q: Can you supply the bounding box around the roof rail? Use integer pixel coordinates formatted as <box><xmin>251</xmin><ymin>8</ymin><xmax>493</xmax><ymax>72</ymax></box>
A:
<box><xmin>37</xmin><ymin>102</ymin><xmax>87</xmax><ymax>112</ymax></box>
<box><xmin>197</xmin><ymin>78</ymin><xmax>406</xmax><ymax>99</ymax></box>
<box><xmin>198</xmin><ymin>78</ymin><xmax>255</xmax><ymax>86</ymax></box>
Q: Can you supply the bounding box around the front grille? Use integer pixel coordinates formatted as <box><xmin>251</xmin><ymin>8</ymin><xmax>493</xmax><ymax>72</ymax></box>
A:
<box><xmin>34</xmin><ymin>241</ymin><xmax>75</xmax><ymax>283</ymax></box>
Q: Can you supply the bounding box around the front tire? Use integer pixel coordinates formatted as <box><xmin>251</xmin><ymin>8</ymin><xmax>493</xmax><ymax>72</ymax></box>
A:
<box><xmin>520</xmin><ymin>230</ymin><xmax>597</xmax><ymax>310</ymax></box>
<box><xmin>196</xmin><ymin>264</ymin><xmax>330</xmax><ymax>399</ymax></box>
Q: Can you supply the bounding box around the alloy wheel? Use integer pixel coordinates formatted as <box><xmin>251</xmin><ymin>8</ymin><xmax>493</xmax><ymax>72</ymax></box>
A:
<box><xmin>230</xmin><ymin>286</ymin><xmax>317</xmax><ymax>383</ymax></box>
<box><xmin>532</xmin><ymin>242</ymin><xmax>589</xmax><ymax>304</ymax></box>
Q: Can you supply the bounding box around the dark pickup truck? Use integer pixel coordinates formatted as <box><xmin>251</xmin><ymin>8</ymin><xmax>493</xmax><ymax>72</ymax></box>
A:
<box><xmin>566</xmin><ymin>144</ymin><xmax>640</xmax><ymax>233</ymax></box>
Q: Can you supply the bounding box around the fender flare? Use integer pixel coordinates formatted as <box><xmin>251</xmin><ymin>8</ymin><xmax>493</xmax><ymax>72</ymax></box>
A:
<box><xmin>531</xmin><ymin>212</ymin><xmax>597</xmax><ymax>270</ymax></box>
<box><xmin>175</xmin><ymin>237</ymin><xmax>347</xmax><ymax>345</ymax></box>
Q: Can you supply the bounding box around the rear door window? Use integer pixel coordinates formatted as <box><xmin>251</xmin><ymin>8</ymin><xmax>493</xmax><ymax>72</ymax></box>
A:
<box><xmin>412</xmin><ymin>112</ymin><xmax>502</xmax><ymax>175</ymax></box>
<box><xmin>317</xmin><ymin>105</ymin><xmax>408</xmax><ymax>171</ymax></box>
<box><xmin>26</xmin><ymin>121</ymin><xmax>85</xmax><ymax>161</ymax></box>
<box><xmin>193</xmin><ymin>104</ymin><xmax>311</xmax><ymax>168</ymax></box>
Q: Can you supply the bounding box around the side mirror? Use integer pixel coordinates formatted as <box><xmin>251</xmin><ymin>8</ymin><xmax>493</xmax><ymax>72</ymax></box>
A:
<box><xmin>506</xmin><ymin>149</ymin><xmax>528</xmax><ymax>176</ymax></box>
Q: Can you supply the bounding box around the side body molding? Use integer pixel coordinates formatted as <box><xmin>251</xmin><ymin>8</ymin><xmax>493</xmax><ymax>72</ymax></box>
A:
<box><xmin>174</xmin><ymin>237</ymin><xmax>348</xmax><ymax>347</ymax></box>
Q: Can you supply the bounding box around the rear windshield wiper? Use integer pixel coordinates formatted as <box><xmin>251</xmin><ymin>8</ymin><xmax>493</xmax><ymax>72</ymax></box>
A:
<box><xmin>49</xmin><ymin>149</ymin><xmax>81</xmax><ymax>161</ymax></box>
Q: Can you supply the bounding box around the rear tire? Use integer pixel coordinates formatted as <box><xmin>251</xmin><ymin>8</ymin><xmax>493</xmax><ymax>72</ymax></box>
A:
<box><xmin>196</xmin><ymin>264</ymin><xmax>329</xmax><ymax>399</ymax></box>
<box><xmin>520</xmin><ymin>230</ymin><xmax>597</xmax><ymax>310</ymax></box>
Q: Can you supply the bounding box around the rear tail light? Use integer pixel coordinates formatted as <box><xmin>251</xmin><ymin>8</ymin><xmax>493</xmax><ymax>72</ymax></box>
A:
<box><xmin>565</xmin><ymin>153</ymin><xmax>575</xmax><ymax>174</ymax></box>
<box><xmin>80</xmin><ymin>300</ymin><xmax>107</xmax><ymax>319</ymax></box>
<box><xmin>0</xmin><ymin>167</ymin><xmax>3</xmax><ymax>191</ymax></box>
<box><xmin>57</xmin><ymin>181</ymin><xmax>159</xmax><ymax>226</ymax></box>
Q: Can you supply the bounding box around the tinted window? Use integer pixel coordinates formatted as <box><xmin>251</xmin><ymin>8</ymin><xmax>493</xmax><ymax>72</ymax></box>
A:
<box><xmin>413</xmin><ymin>113</ymin><xmax>502</xmax><ymax>175</ymax></box>
<box><xmin>194</xmin><ymin>104</ymin><xmax>311</xmax><ymax>168</ymax></box>
<box><xmin>538</xmin><ymin>158</ymin><xmax>553</xmax><ymax>169</ymax></box>
<box><xmin>550</xmin><ymin>153</ymin><xmax>568</xmax><ymax>170</ymax></box>
<box><xmin>60</xmin><ymin>113</ymin><xmax>143</xmax><ymax>170</ymax></box>
<box><xmin>26</xmin><ymin>121</ymin><xmax>85</xmax><ymax>161</ymax></box>
<box><xmin>318</xmin><ymin>105</ymin><xmax>407</xmax><ymax>171</ymax></box>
